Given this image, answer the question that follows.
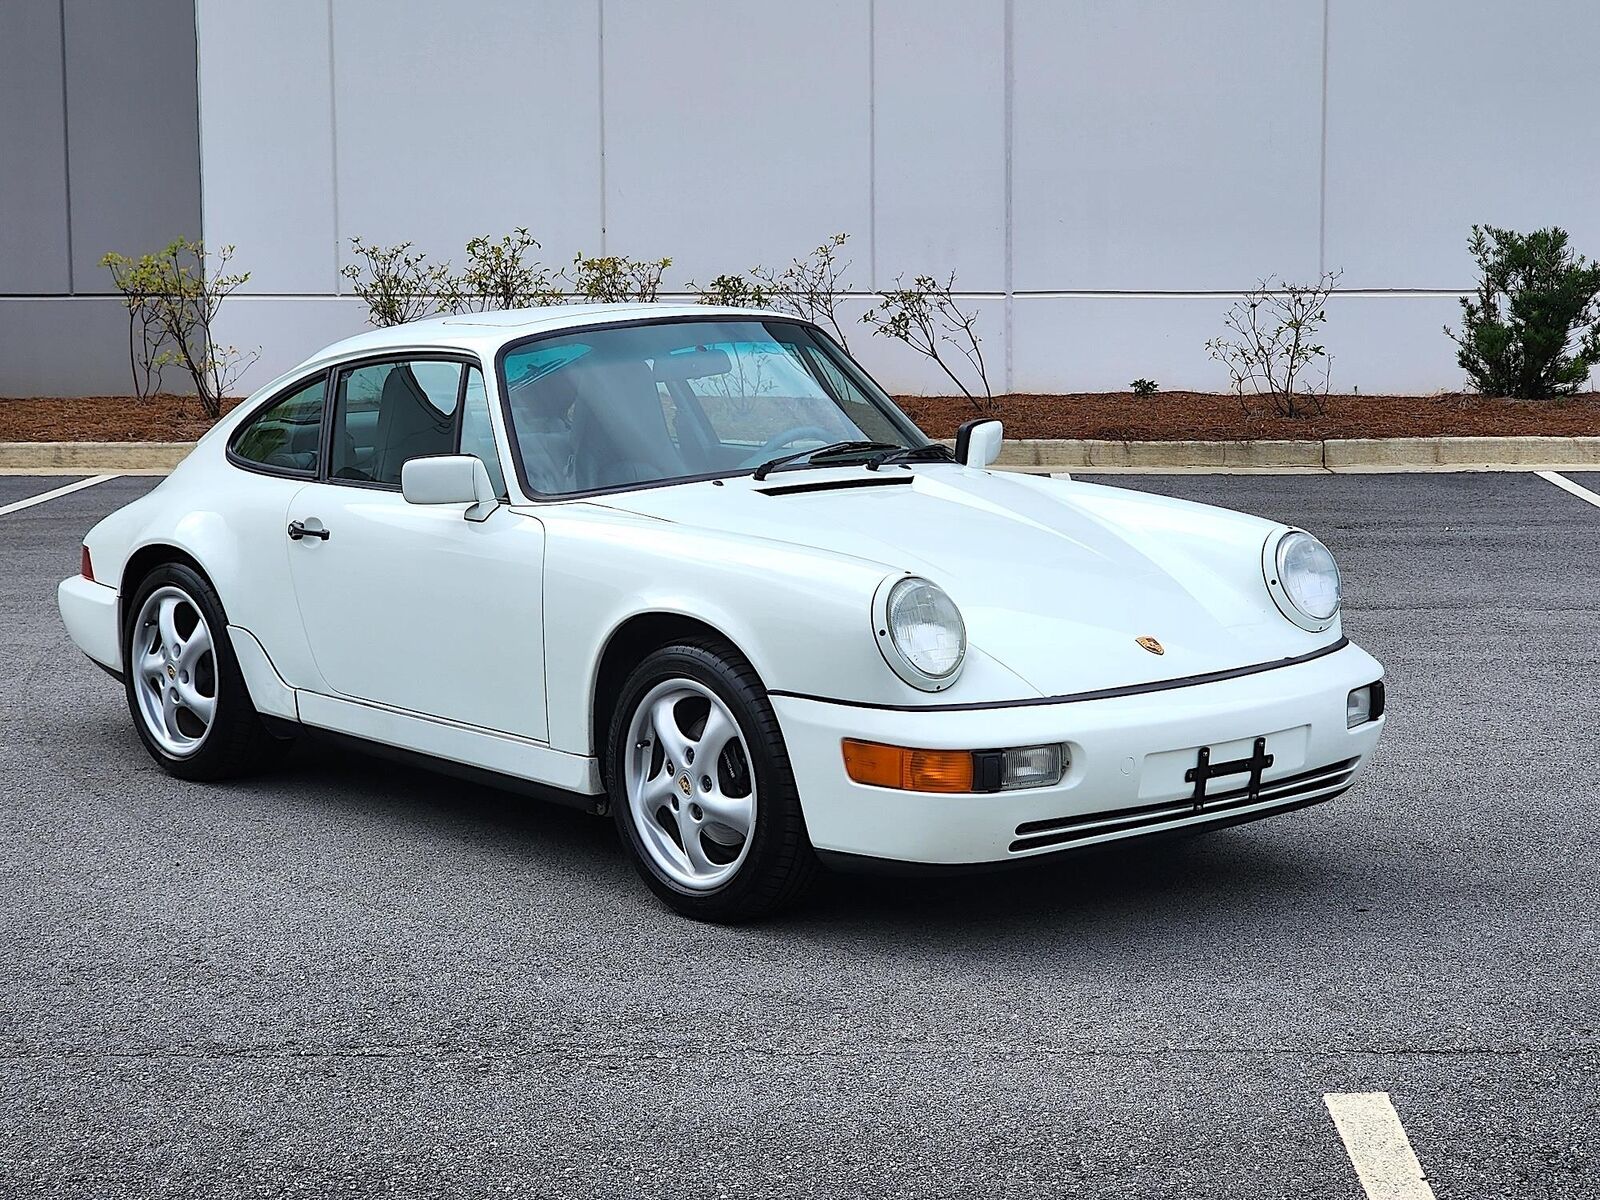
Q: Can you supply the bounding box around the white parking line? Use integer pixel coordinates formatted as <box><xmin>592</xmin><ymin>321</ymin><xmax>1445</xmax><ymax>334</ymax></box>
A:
<box><xmin>0</xmin><ymin>474</ymin><xmax>119</xmax><ymax>517</ymax></box>
<box><xmin>1324</xmin><ymin>1092</ymin><xmax>1437</xmax><ymax>1200</ymax></box>
<box><xmin>1536</xmin><ymin>470</ymin><xmax>1600</xmax><ymax>509</ymax></box>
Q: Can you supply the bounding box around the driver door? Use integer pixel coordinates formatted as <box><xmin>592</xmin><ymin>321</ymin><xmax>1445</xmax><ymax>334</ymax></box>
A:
<box><xmin>284</xmin><ymin>356</ymin><xmax>548</xmax><ymax>740</ymax></box>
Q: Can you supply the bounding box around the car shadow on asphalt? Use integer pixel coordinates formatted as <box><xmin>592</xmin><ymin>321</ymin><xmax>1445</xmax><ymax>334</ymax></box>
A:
<box><xmin>802</xmin><ymin>832</ymin><xmax>1334</xmax><ymax>933</ymax></box>
<box><xmin>278</xmin><ymin>734</ymin><xmax>623</xmax><ymax>855</ymax></box>
<box><xmin>261</xmin><ymin>734</ymin><xmax>1345</xmax><ymax>940</ymax></box>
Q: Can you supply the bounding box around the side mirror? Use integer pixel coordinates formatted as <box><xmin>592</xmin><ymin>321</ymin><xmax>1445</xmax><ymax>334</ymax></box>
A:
<box><xmin>401</xmin><ymin>455</ymin><xmax>500</xmax><ymax>522</ymax></box>
<box><xmin>954</xmin><ymin>418</ymin><xmax>1004</xmax><ymax>468</ymax></box>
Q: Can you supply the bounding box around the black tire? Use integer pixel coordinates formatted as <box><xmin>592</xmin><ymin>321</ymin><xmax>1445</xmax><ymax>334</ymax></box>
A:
<box><xmin>605</xmin><ymin>637</ymin><xmax>818</xmax><ymax>922</ymax></box>
<box><xmin>121</xmin><ymin>562</ymin><xmax>283</xmax><ymax>781</ymax></box>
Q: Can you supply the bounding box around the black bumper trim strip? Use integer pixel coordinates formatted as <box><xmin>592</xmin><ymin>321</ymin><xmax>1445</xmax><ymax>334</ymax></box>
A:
<box><xmin>1009</xmin><ymin>782</ymin><xmax>1354</xmax><ymax>853</ymax></box>
<box><xmin>771</xmin><ymin>636</ymin><xmax>1350</xmax><ymax>714</ymax></box>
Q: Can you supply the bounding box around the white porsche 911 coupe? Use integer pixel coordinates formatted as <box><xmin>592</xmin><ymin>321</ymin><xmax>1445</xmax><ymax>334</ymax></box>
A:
<box><xmin>59</xmin><ymin>304</ymin><xmax>1386</xmax><ymax>920</ymax></box>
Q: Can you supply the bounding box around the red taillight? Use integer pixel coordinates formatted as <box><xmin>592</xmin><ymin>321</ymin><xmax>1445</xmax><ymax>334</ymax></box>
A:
<box><xmin>80</xmin><ymin>545</ymin><xmax>94</xmax><ymax>581</ymax></box>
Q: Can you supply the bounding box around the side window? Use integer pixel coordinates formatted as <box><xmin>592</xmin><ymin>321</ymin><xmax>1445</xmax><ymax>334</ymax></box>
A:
<box><xmin>231</xmin><ymin>377</ymin><xmax>326</xmax><ymax>473</ymax></box>
<box><xmin>458</xmin><ymin>366</ymin><xmax>507</xmax><ymax>499</ymax></box>
<box><xmin>329</xmin><ymin>359</ymin><xmax>462</xmax><ymax>486</ymax></box>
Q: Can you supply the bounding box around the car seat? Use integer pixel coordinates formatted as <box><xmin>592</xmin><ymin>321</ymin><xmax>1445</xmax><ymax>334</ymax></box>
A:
<box><xmin>567</xmin><ymin>359</ymin><xmax>684</xmax><ymax>490</ymax></box>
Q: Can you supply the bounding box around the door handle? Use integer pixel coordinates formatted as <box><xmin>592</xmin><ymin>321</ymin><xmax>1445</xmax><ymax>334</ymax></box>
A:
<box><xmin>287</xmin><ymin>520</ymin><xmax>330</xmax><ymax>542</ymax></box>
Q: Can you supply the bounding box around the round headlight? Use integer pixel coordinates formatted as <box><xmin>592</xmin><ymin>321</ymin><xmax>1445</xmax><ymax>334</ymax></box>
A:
<box><xmin>874</xmin><ymin>576</ymin><xmax>966</xmax><ymax>690</ymax></box>
<box><xmin>1266</xmin><ymin>530</ymin><xmax>1341</xmax><ymax>629</ymax></box>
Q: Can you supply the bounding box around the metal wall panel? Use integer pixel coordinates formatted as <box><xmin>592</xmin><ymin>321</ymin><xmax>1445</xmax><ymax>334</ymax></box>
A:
<box><xmin>195</xmin><ymin>0</ymin><xmax>338</xmax><ymax>294</ymax></box>
<box><xmin>63</xmin><ymin>0</ymin><xmax>202</xmax><ymax>286</ymax></box>
<box><xmin>600</xmin><ymin>0</ymin><xmax>871</xmax><ymax>280</ymax></box>
<box><xmin>1011</xmin><ymin>0</ymin><xmax>1323</xmax><ymax>292</ymax></box>
<box><xmin>1325</xmin><ymin>0</ymin><xmax>1600</xmax><ymax>289</ymax></box>
<box><xmin>11</xmin><ymin>0</ymin><xmax>1600</xmax><ymax>395</ymax></box>
<box><xmin>0</xmin><ymin>0</ymin><xmax>71</xmax><ymax>294</ymax></box>
<box><xmin>873</xmin><ymin>0</ymin><xmax>1007</xmax><ymax>293</ymax></box>
<box><xmin>331</xmin><ymin>0</ymin><xmax>602</xmax><ymax>278</ymax></box>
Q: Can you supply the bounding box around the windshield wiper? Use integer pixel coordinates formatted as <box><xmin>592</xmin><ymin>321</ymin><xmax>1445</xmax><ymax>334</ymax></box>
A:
<box><xmin>751</xmin><ymin>440</ymin><xmax>900</xmax><ymax>481</ymax></box>
<box><xmin>864</xmin><ymin>443</ymin><xmax>957</xmax><ymax>471</ymax></box>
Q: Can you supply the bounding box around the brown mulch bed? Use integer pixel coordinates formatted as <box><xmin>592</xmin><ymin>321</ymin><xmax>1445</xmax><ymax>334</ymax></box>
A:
<box><xmin>2</xmin><ymin>391</ymin><xmax>1598</xmax><ymax>443</ymax></box>
<box><xmin>898</xmin><ymin>392</ymin><xmax>1600</xmax><ymax>441</ymax></box>
<box><xmin>0</xmin><ymin>395</ymin><xmax>244</xmax><ymax>442</ymax></box>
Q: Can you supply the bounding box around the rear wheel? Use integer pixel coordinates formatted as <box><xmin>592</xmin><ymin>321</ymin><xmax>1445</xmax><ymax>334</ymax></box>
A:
<box><xmin>607</xmin><ymin>638</ymin><xmax>817</xmax><ymax>922</ymax></box>
<box><xmin>122</xmin><ymin>563</ymin><xmax>281</xmax><ymax>780</ymax></box>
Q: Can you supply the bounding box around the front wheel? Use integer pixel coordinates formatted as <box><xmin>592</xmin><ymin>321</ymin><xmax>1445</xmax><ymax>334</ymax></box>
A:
<box><xmin>606</xmin><ymin>638</ymin><xmax>817</xmax><ymax>922</ymax></box>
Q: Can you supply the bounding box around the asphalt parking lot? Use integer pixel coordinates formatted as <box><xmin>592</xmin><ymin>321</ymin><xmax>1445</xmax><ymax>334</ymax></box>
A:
<box><xmin>1</xmin><ymin>470</ymin><xmax>1596</xmax><ymax>1198</ymax></box>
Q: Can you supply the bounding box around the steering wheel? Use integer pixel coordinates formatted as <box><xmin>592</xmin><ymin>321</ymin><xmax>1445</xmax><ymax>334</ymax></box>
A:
<box><xmin>739</xmin><ymin>426</ymin><xmax>838</xmax><ymax>469</ymax></box>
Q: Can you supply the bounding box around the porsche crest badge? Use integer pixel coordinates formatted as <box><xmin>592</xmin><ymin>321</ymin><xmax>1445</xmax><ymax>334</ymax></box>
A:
<box><xmin>1136</xmin><ymin>636</ymin><xmax>1165</xmax><ymax>655</ymax></box>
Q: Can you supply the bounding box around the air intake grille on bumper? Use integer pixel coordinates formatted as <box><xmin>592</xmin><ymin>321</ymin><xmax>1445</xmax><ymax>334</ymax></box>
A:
<box><xmin>1009</xmin><ymin>757</ymin><xmax>1360</xmax><ymax>854</ymax></box>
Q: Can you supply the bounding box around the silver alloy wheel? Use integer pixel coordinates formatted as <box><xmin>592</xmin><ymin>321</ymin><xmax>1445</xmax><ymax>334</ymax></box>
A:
<box><xmin>624</xmin><ymin>678</ymin><xmax>758</xmax><ymax>891</ymax></box>
<box><xmin>130</xmin><ymin>585</ymin><xmax>218</xmax><ymax>758</ymax></box>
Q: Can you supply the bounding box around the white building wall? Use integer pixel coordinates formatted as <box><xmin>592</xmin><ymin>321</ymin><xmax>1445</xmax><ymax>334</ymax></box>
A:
<box><xmin>197</xmin><ymin>0</ymin><xmax>1600</xmax><ymax>397</ymax></box>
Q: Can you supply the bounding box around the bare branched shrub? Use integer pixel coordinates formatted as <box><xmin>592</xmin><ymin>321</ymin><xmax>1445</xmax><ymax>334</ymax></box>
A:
<box><xmin>563</xmin><ymin>253</ymin><xmax>671</xmax><ymax>303</ymax></box>
<box><xmin>861</xmin><ymin>272</ymin><xmax>993</xmax><ymax>412</ymax></box>
<box><xmin>1206</xmin><ymin>272</ymin><xmax>1339</xmax><ymax>418</ymax></box>
<box><xmin>101</xmin><ymin>239</ymin><xmax>258</xmax><ymax>418</ymax></box>
<box><xmin>447</xmin><ymin>228</ymin><xmax>561</xmax><ymax>312</ymax></box>
<box><xmin>753</xmin><ymin>233</ymin><xmax>854</xmax><ymax>350</ymax></box>
<box><xmin>687</xmin><ymin>273</ymin><xmax>774</xmax><ymax>308</ymax></box>
<box><xmin>341</xmin><ymin>238</ymin><xmax>454</xmax><ymax>327</ymax></box>
<box><xmin>100</xmin><ymin>253</ymin><xmax>168</xmax><ymax>399</ymax></box>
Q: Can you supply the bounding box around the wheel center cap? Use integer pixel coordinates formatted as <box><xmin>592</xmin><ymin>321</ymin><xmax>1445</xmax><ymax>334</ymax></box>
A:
<box><xmin>678</xmin><ymin>774</ymin><xmax>693</xmax><ymax>797</ymax></box>
<box><xmin>165</xmin><ymin>664</ymin><xmax>177</xmax><ymax>680</ymax></box>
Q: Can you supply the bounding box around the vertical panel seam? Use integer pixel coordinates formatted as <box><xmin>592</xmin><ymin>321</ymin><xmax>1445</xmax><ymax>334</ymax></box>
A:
<box><xmin>1319</xmin><ymin>0</ymin><xmax>1330</xmax><ymax>277</ymax></box>
<box><xmin>1003</xmin><ymin>0</ymin><xmax>1015</xmax><ymax>394</ymax></box>
<box><xmin>868</xmin><ymin>0</ymin><xmax>877</xmax><ymax>290</ymax></box>
<box><xmin>192</xmin><ymin>0</ymin><xmax>207</xmax><ymax>255</ymax></box>
<box><xmin>58</xmin><ymin>0</ymin><xmax>74</xmax><ymax>293</ymax></box>
<box><xmin>327</xmin><ymin>0</ymin><xmax>341</xmax><ymax>296</ymax></box>
<box><xmin>598</xmin><ymin>0</ymin><xmax>607</xmax><ymax>254</ymax></box>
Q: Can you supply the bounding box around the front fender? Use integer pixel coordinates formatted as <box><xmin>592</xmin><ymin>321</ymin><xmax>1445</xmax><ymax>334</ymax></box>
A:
<box><xmin>537</xmin><ymin>507</ymin><xmax>1036</xmax><ymax>755</ymax></box>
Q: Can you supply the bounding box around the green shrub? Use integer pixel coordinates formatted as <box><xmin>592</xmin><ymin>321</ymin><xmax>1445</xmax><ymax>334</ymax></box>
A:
<box><xmin>450</xmin><ymin>228</ymin><xmax>560</xmax><ymax>311</ymax></box>
<box><xmin>1446</xmin><ymin>225</ymin><xmax>1600</xmax><ymax>398</ymax></box>
<box><xmin>564</xmin><ymin>253</ymin><xmax>671</xmax><ymax>303</ymax></box>
<box><xmin>687</xmin><ymin>272</ymin><xmax>774</xmax><ymax>308</ymax></box>
<box><xmin>341</xmin><ymin>238</ymin><xmax>453</xmax><ymax>327</ymax></box>
<box><xmin>1130</xmin><ymin>378</ymin><xmax>1159</xmax><ymax>396</ymax></box>
<box><xmin>101</xmin><ymin>239</ymin><xmax>257</xmax><ymax>417</ymax></box>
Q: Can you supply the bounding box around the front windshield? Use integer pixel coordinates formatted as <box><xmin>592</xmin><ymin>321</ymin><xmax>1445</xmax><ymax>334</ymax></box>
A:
<box><xmin>497</xmin><ymin>318</ymin><xmax>928</xmax><ymax>496</ymax></box>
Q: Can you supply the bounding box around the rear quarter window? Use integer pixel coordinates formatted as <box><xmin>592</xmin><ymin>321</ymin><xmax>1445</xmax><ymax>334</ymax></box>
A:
<box><xmin>232</xmin><ymin>377</ymin><xmax>327</xmax><ymax>473</ymax></box>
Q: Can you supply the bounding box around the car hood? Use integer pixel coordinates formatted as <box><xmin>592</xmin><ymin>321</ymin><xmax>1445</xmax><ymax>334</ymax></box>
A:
<box><xmin>589</xmin><ymin>466</ymin><xmax>1337</xmax><ymax>697</ymax></box>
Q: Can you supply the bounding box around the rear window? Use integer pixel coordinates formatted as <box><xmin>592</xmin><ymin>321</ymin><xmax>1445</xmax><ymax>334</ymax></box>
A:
<box><xmin>232</xmin><ymin>377</ymin><xmax>326</xmax><ymax>473</ymax></box>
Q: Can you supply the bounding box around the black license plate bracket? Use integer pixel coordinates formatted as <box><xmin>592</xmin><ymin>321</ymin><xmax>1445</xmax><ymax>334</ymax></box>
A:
<box><xmin>1182</xmin><ymin>736</ymin><xmax>1275</xmax><ymax>810</ymax></box>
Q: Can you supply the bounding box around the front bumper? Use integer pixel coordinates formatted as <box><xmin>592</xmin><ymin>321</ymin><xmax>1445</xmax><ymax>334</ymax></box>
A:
<box><xmin>58</xmin><ymin>575</ymin><xmax>122</xmax><ymax>674</ymax></box>
<box><xmin>774</xmin><ymin>642</ymin><xmax>1386</xmax><ymax>866</ymax></box>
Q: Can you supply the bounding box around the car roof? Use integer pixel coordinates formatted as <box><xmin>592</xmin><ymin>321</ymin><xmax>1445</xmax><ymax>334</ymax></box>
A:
<box><xmin>299</xmin><ymin>302</ymin><xmax>801</xmax><ymax>369</ymax></box>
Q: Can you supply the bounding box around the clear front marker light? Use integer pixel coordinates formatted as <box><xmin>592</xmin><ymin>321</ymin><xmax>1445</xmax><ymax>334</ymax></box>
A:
<box><xmin>995</xmin><ymin>744</ymin><xmax>1065</xmax><ymax>791</ymax></box>
<box><xmin>1346</xmin><ymin>687</ymin><xmax>1371</xmax><ymax>728</ymax></box>
<box><xmin>1347</xmin><ymin>680</ymin><xmax>1386</xmax><ymax>728</ymax></box>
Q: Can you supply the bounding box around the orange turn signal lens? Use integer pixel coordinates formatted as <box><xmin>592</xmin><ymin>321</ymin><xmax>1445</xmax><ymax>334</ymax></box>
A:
<box><xmin>841</xmin><ymin>739</ymin><xmax>975</xmax><ymax>793</ymax></box>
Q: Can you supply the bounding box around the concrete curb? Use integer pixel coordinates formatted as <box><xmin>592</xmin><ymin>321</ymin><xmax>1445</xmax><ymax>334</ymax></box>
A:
<box><xmin>0</xmin><ymin>441</ymin><xmax>193</xmax><ymax>473</ymax></box>
<box><xmin>986</xmin><ymin>435</ymin><xmax>1600</xmax><ymax>472</ymax></box>
<box><xmin>2</xmin><ymin>435</ymin><xmax>1597</xmax><ymax>475</ymax></box>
